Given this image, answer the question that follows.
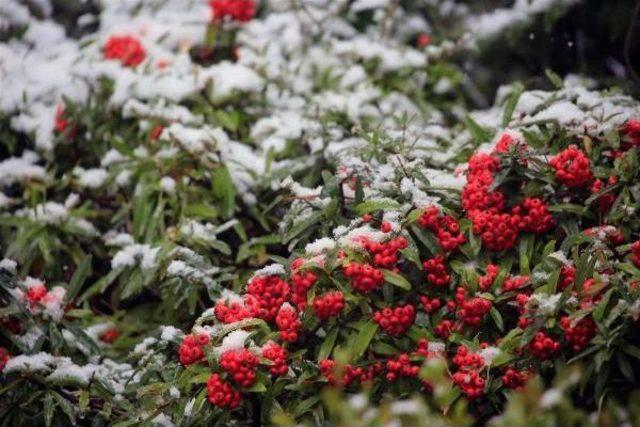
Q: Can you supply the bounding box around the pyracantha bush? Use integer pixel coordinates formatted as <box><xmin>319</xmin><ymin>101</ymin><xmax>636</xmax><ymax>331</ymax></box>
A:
<box><xmin>2</xmin><ymin>0</ymin><xmax>640</xmax><ymax>426</ymax></box>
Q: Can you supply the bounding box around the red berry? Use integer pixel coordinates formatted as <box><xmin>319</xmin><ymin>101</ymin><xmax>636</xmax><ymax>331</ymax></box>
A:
<box><xmin>373</xmin><ymin>304</ymin><xmax>415</xmax><ymax>336</ymax></box>
<box><xmin>104</xmin><ymin>35</ymin><xmax>146</xmax><ymax>67</ymax></box>
<box><xmin>549</xmin><ymin>145</ymin><xmax>593</xmax><ymax>188</ymax></box>
<box><xmin>206</xmin><ymin>373</ymin><xmax>242</xmax><ymax>409</ymax></box>
<box><xmin>312</xmin><ymin>292</ymin><xmax>345</xmax><ymax>320</ymax></box>
<box><xmin>219</xmin><ymin>348</ymin><xmax>259</xmax><ymax>388</ymax></box>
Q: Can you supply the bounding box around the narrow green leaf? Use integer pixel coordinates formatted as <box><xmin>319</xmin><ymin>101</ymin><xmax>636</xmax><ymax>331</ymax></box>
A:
<box><xmin>44</xmin><ymin>393</ymin><xmax>54</xmax><ymax>427</ymax></box>
<box><xmin>350</xmin><ymin>321</ymin><xmax>378</xmax><ymax>360</ymax></box>
<box><xmin>212</xmin><ymin>165</ymin><xmax>236</xmax><ymax>218</ymax></box>
<box><xmin>318</xmin><ymin>327</ymin><xmax>339</xmax><ymax>361</ymax></box>
<box><xmin>382</xmin><ymin>269</ymin><xmax>412</xmax><ymax>291</ymax></box>
<box><xmin>464</xmin><ymin>115</ymin><xmax>492</xmax><ymax>144</ymax></box>
<box><xmin>65</xmin><ymin>255</ymin><xmax>92</xmax><ymax>303</ymax></box>
<box><xmin>501</xmin><ymin>82</ymin><xmax>524</xmax><ymax>127</ymax></box>
<box><xmin>544</xmin><ymin>69</ymin><xmax>564</xmax><ymax>89</ymax></box>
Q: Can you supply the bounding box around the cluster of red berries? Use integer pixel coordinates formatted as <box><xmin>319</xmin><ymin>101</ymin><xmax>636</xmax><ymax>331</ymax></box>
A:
<box><xmin>207</xmin><ymin>373</ymin><xmax>242</xmax><ymax>409</ymax></box>
<box><xmin>423</xmin><ymin>255</ymin><xmax>451</xmax><ymax>287</ymax></box>
<box><xmin>462</xmin><ymin>153</ymin><xmax>504</xmax><ymax>213</ymax></box>
<box><xmin>247</xmin><ymin>275</ymin><xmax>290</xmax><ymax>321</ymax></box>
<box><xmin>362</xmin><ymin>236</ymin><xmax>408</xmax><ymax>268</ymax></box>
<box><xmin>469</xmin><ymin>210</ymin><xmax>521</xmax><ymax>252</ymax></box>
<box><xmin>25</xmin><ymin>282</ymin><xmax>47</xmax><ymax>307</ymax></box>
<box><xmin>290</xmin><ymin>268</ymin><xmax>317</xmax><ymax>309</ymax></box>
<box><xmin>493</xmin><ymin>132</ymin><xmax>527</xmax><ymax>154</ymax></box>
<box><xmin>54</xmin><ymin>105</ymin><xmax>76</xmax><ymax>140</ymax></box>
<box><xmin>631</xmin><ymin>241</ymin><xmax>640</xmax><ymax>268</ymax></box>
<box><xmin>591</xmin><ymin>177</ymin><xmax>618</xmax><ymax>212</ymax></box>
<box><xmin>460</xmin><ymin>135</ymin><xmax>564</xmax><ymax>252</ymax></box>
<box><xmin>479</xmin><ymin>264</ymin><xmax>499</xmax><ymax>290</ymax></box>
<box><xmin>103</xmin><ymin>35</ymin><xmax>146</xmax><ymax>67</ymax></box>
<box><xmin>209</xmin><ymin>0</ymin><xmax>256</xmax><ymax>23</ymax></box>
<box><xmin>559</xmin><ymin>265</ymin><xmax>576</xmax><ymax>290</ymax></box>
<box><xmin>261</xmin><ymin>342</ymin><xmax>288</xmax><ymax>376</ymax></box>
<box><xmin>513</xmin><ymin>198</ymin><xmax>554</xmax><ymax>234</ymax></box>
<box><xmin>312</xmin><ymin>291</ymin><xmax>345</xmax><ymax>320</ymax></box>
<box><xmin>275</xmin><ymin>304</ymin><xmax>301</xmax><ymax>342</ymax></box>
<box><xmin>359</xmin><ymin>362</ymin><xmax>384</xmax><ymax>384</ymax></box>
<box><xmin>385</xmin><ymin>354</ymin><xmax>420</xmax><ymax>381</ymax></box>
<box><xmin>435</xmin><ymin>319</ymin><xmax>453</xmax><ymax>338</ymax></box>
<box><xmin>456</xmin><ymin>292</ymin><xmax>492</xmax><ymax>327</ymax></box>
<box><xmin>99</xmin><ymin>327</ymin><xmax>119</xmax><ymax>344</ymax></box>
<box><xmin>501</xmin><ymin>368</ymin><xmax>528</xmax><ymax>389</ymax></box>
<box><xmin>0</xmin><ymin>347</ymin><xmax>9</xmax><ymax>371</ymax></box>
<box><xmin>549</xmin><ymin>145</ymin><xmax>593</xmax><ymax>188</ymax></box>
<box><xmin>419</xmin><ymin>295</ymin><xmax>442</xmax><ymax>313</ymax></box>
<box><xmin>320</xmin><ymin>359</ymin><xmax>362</xmax><ymax>387</ymax></box>
<box><xmin>452</xmin><ymin>370</ymin><xmax>485</xmax><ymax>400</ymax></box>
<box><xmin>503</xmin><ymin>275</ymin><xmax>529</xmax><ymax>292</ymax></box>
<box><xmin>149</xmin><ymin>124</ymin><xmax>164</xmax><ymax>141</ymax></box>
<box><xmin>417</xmin><ymin>207</ymin><xmax>466</xmax><ymax>252</ymax></box>
<box><xmin>622</xmin><ymin>118</ymin><xmax>640</xmax><ymax>147</ymax></box>
<box><xmin>373</xmin><ymin>304</ymin><xmax>415</xmax><ymax>336</ymax></box>
<box><xmin>219</xmin><ymin>348</ymin><xmax>259</xmax><ymax>388</ymax></box>
<box><xmin>179</xmin><ymin>333</ymin><xmax>210</xmax><ymax>366</ymax></box>
<box><xmin>343</xmin><ymin>263</ymin><xmax>384</xmax><ymax>293</ymax></box>
<box><xmin>452</xmin><ymin>346</ymin><xmax>485</xmax><ymax>370</ymax></box>
<box><xmin>214</xmin><ymin>295</ymin><xmax>259</xmax><ymax>323</ymax></box>
<box><xmin>528</xmin><ymin>331</ymin><xmax>561</xmax><ymax>360</ymax></box>
<box><xmin>515</xmin><ymin>293</ymin><xmax>533</xmax><ymax>329</ymax></box>
<box><xmin>560</xmin><ymin>316</ymin><xmax>596</xmax><ymax>352</ymax></box>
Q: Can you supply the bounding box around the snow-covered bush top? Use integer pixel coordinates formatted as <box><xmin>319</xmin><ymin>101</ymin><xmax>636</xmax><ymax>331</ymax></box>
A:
<box><xmin>1</xmin><ymin>0</ymin><xmax>640</xmax><ymax>426</ymax></box>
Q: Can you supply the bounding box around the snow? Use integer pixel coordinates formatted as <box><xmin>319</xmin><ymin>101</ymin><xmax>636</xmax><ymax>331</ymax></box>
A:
<box><xmin>467</xmin><ymin>0</ymin><xmax>579</xmax><ymax>42</ymax></box>
<box><xmin>105</xmin><ymin>232</ymin><xmax>135</xmax><ymax>247</ymax></box>
<box><xmin>160</xmin><ymin>325</ymin><xmax>183</xmax><ymax>342</ymax></box>
<box><xmin>15</xmin><ymin>202</ymin><xmax>97</xmax><ymax>235</ymax></box>
<box><xmin>111</xmin><ymin>244</ymin><xmax>160</xmax><ymax>270</ymax></box>
<box><xmin>0</xmin><ymin>151</ymin><xmax>46</xmax><ymax>185</ymax></box>
<box><xmin>0</xmin><ymin>258</ymin><xmax>17</xmax><ymax>273</ymax></box>
<box><xmin>160</xmin><ymin>177</ymin><xmax>176</xmax><ymax>194</ymax></box>
<box><xmin>214</xmin><ymin>330</ymin><xmax>252</xmax><ymax>355</ymax></box>
<box><xmin>166</xmin><ymin>260</ymin><xmax>218</xmax><ymax>286</ymax></box>
<box><xmin>4</xmin><ymin>352</ymin><xmax>56</xmax><ymax>373</ymax></box>
<box><xmin>76</xmin><ymin>168</ymin><xmax>109</xmax><ymax>189</ymax></box>
<box><xmin>478</xmin><ymin>346</ymin><xmax>501</xmax><ymax>364</ymax></box>
<box><xmin>206</xmin><ymin>61</ymin><xmax>264</xmax><ymax>102</ymax></box>
<box><xmin>281</xmin><ymin>176</ymin><xmax>323</xmax><ymax>198</ymax></box>
<box><xmin>251</xmin><ymin>263</ymin><xmax>286</xmax><ymax>279</ymax></box>
<box><xmin>305</xmin><ymin>238</ymin><xmax>337</xmax><ymax>255</ymax></box>
<box><xmin>101</xmin><ymin>149</ymin><xmax>126</xmax><ymax>167</ymax></box>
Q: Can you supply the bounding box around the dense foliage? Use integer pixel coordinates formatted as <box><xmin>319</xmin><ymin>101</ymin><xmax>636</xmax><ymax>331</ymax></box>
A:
<box><xmin>1</xmin><ymin>0</ymin><xmax>640</xmax><ymax>426</ymax></box>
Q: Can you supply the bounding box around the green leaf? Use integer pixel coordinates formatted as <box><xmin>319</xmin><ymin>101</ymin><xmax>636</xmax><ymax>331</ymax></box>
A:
<box><xmin>350</xmin><ymin>321</ymin><xmax>378</xmax><ymax>360</ymax></box>
<box><xmin>592</xmin><ymin>288</ymin><xmax>613</xmax><ymax>322</ymax></box>
<box><xmin>464</xmin><ymin>115</ymin><xmax>492</xmax><ymax>144</ymax></box>
<box><xmin>544</xmin><ymin>69</ymin><xmax>564</xmax><ymax>89</ymax></box>
<box><xmin>382</xmin><ymin>269</ymin><xmax>412</xmax><ymax>290</ymax></box>
<box><xmin>354</xmin><ymin>199</ymin><xmax>400</xmax><ymax>215</ymax></box>
<box><xmin>44</xmin><ymin>393</ymin><xmax>54</xmax><ymax>427</ymax></box>
<box><xmin>284</xmin><ymin>210</ymin><xmax>324</xmax><ymax>243</ymax></box>
<box><xmin>65</xmin><ymin>254</ymin><xmax>92</xmax><ymax>303</ymax></box>
<box><xmin>247</xmin><ymin>381</ymin><xmax>267</xmax><ymax>393</ymax></box>
<box><xmin>293</xmin><ymin>396</ymin><xmax>321</xmax><ymax>418</ymax></box>
<box><xmin>410</xmin><ymin>225</ymin><xmax>442</xmax><ymax>255</ymax></box>
<box><xmin>51</xmin><ymin>391</ymin><xmax>76</xmax><ymax>424</ymax></box>
<box><xmin>318</xmin><ymin>327</ymin><xmax>339</xmax><ymax>361</ymax></box>
<box><xmin>623</xmin><ymin>344</ymin><xmax>640</xmax><ymax>360</ymax></box>
<box><xmin>489</xmin><ymin>307</ymin><xmax>504</xmax><ymax>332</ymax></box>
<box><xmin>501</xmin><ymin>82</ymin><xmax>524</xmax><ymax>127</ymax></box>
<box><xmin>212</xmin><ymin>165</ymin><xmax>236</xmax><ymax>218</ymax></box>
<box><xmin>519</xmin><ymin>234</ymin><xmax>534</xmax><ymax>275</ymax></box>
